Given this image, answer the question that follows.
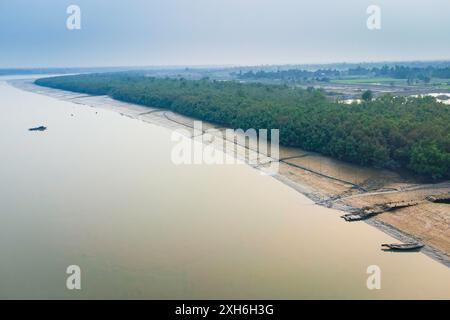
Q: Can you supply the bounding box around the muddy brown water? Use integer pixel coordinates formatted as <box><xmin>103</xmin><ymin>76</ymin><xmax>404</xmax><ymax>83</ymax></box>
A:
<box><xmin>0</xmin><ymin>77</ymin><xmax>449</xmax><ymax>299</ymax></box>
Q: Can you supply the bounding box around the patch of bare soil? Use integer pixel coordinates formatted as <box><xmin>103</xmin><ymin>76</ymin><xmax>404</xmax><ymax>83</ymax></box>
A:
<box><xmin>377</xmin><ymin>203</ymin><xmax>450</xmax><ymax>256</ymax></box>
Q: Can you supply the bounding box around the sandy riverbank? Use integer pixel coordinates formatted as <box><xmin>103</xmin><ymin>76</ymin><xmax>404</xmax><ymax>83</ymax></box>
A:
<box><xmin>13</xmin><ymin>78</ymin><xmax>450</xmax><ymax>268</ymax></box>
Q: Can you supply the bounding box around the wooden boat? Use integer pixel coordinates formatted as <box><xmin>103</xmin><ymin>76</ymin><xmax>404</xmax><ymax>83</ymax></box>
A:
<box><xmin>426</xmin><ymin>193</ymin><xmax>450</xmax><ymax>204</ymax></box>
<box><xmin>342</xmin><ymin>201</ymin><xmax>420</xmax><ymax>222</ymax></box>
<box><xmin>341</xmin><ymin>210</ymin><xmax>377</xmax><ymax>221</ymax></box>
<box><xmin>28</xmin><ymin>126</ymin><xmax>47</xmax><ymax>132</ymax></box>
<box><xmin>342</xmin><ymin>214</ymin><xmax>365</xmax><ymax>222</ymax></box>
<box><xmin>381</xmin><ymin>243</ymin><xmax>424</xmax><ymax>251</ymax></box>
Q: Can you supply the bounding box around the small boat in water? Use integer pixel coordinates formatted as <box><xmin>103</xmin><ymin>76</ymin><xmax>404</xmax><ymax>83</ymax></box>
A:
<box><xmin>381</xmin><ymin>243</ymin><xmax>424</xmax><ymax>251</ymax></box>
<box><xmin>28</xmin><ymin>126</ymin><xmax>47</xmax><ymax>132</ymax></box>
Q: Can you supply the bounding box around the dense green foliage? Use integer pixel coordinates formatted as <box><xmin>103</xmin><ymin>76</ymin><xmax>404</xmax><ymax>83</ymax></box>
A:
<box><xmin>361</xmin><ymin>90</ymin><xmax>373</xmax><ymax>102</ymax></box>
<box><xmin>36</xmin><ymin>73</ymin><xmax>450</xmax><ymax>180</ymax></box>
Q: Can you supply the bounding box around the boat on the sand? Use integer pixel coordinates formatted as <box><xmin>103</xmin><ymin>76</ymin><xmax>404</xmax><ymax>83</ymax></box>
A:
<box><xmin>381</xmin><ymin>243</ymin><xmax>424</xmax><ymax>251</ymax></box>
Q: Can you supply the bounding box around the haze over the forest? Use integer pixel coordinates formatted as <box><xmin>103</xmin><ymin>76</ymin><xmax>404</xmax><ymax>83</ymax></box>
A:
<box><xmin>1</xmin><ymin>0</ymin><xmax>450</xmax><ymax>68</ymax></box>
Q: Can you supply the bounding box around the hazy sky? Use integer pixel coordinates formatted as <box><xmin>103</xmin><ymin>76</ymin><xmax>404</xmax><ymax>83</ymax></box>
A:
<box><xmin>1</xmin><ymin>0</ymin><xmax>450</xmax><ymax>68</ymax></box>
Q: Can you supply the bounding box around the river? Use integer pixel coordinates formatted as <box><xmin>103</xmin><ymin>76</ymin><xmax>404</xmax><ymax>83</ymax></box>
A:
<box><xmin>0</xmin><ymin>76</ymin><xmax>449</xmax><ymax>299</ymax></box>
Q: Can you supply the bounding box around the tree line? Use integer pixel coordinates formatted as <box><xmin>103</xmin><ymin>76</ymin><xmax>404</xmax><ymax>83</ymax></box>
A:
<box><xmin>237</xmin><ymin>65</ymin><xmax>450</xmax><ymax>83</ymax></box>
<box><xmin>35</xmin><ymin>73</ymin><xmax>450</xmax><ymax>180</ymax></box>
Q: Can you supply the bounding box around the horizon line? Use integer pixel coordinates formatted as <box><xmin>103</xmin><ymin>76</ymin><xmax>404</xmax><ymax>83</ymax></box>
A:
<box><xmin>2</xmin><ymin>58</ymin><xmax>450</xmax><ymax>71</ymax></box>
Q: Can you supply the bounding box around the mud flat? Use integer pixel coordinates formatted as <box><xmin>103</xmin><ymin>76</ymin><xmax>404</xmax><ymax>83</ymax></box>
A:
<box><xmin>15</xmin><ymin>78</ymin><xmax>450</xmax><ymax>268</ymax></box>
